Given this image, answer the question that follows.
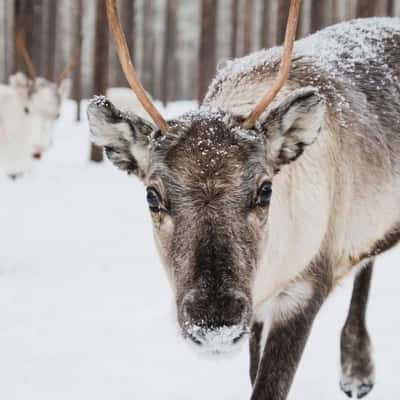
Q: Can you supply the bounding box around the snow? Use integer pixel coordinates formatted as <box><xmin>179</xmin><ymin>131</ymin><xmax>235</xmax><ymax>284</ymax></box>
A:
<box><xmin>216</xmin><ymin>18</ymin><xmax>400</xmax><ymax>82</ymax></box>
<box><xmin>209</xmin><ymin>17</ymin><xmax>400</xmax><ymax>128</ymax></box>
<box><xmin>1</xmin><ymin>100</ymin><xmax>400</xmax><ymax>399</ymax></box>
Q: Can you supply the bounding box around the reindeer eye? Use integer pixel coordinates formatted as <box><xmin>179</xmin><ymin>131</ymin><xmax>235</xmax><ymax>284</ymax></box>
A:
<box><xmin>146</xmin><ymin>187</ymin><xmax>161</xmax><ymax>212</ymax></box>
<box><xmin>24</xmin><ymin>107</ymin><xmax>29</xmax><ymax>114</ymax></box>
<box><xmin>256</xmin><ymin>182</ymin><xmax>272</xmax><ymax>207</ymax></box>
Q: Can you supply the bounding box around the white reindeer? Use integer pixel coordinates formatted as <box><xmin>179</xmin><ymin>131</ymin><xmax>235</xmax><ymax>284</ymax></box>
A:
<box><xmin>88</xmin><ymin>1</ymin><xmax>400</xmax><ymax>399</ymax></box>
<box><xmin>0</xmin><ymin>33</ymin><xmax>76</xmax><ymax>179</ymax></box>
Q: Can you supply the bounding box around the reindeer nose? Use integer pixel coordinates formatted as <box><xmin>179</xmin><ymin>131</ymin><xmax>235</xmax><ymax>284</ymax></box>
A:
<box><xmin>180</xmin><ymin>291</ymin><xmax>250</xmax><ymax>348</ymax></box>
<box><xmin>33</xmin><ymin>152</ymin><xmax>42</xmax><ymax>160</ymax></box>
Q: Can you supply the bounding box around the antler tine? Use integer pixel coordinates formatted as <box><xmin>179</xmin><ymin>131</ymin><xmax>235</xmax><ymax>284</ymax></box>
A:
<box><xmin>106</xmin><ymin>0</ymin><xmax>169</xmax><ymax>133</ymax></box>
<box><xmin>242</xmin><ymin>0</ymin><xmax>301</xmax><ymax>129</ymax></box>
<box><xmin>57</xmin><ymin>47</ymin><xmax>81</xmax><ymax>87</ymax></box>
<box><xmin>15</xmin><ymin>30</ymin><xmax>36</xmax><ymax>82</ymax></box>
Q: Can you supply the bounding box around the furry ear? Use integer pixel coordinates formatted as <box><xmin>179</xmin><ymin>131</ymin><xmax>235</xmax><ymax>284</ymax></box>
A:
<box><xmin>57</xmin><ymin>78</ymin><xmax>71</xmax><ymax>99</ymax></box>
<box><xmin>87</xmin><ymin>96</ymin><xmax>156</xmax><ymax>178</ymax></box>
<box><xmin>257</xmin><ymin>87</ymin><xmax>325</xmax><ymax>167</ymax></box>
<box><xmin>9</xmin><ymin>72</ymin><xmax>31</xmax><ymax>101</ymax></box>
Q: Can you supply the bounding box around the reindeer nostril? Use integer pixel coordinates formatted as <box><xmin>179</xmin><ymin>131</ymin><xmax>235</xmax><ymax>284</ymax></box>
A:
<box><xmin>180</xmin><ymin>290</ymin><xmax>251</xmax><ymax>347</ymax></box>
<box><xmin>33</xmin><ymin>152</ymin><xmax>42</xmax><ymax>160</ymax></box>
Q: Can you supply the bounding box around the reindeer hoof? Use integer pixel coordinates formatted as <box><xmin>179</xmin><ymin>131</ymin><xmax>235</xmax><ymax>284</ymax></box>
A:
<box><xmin>340</xmin><ymin>376</ymin><xmax>374</xmax><ymax>399</ymax></box>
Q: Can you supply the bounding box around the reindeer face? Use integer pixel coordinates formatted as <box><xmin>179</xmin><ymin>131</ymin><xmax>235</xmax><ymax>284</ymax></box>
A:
<box><xmin>87</xmin><ymin>87</ymin><xmax>325</xmax><ymax>354</ymax></box>
<box><xmin>9</xmin><ymin>73</ymin><xmax>70</xmax><ymax>160</ymax></box>
<box><xmin>28</xmin><ymin>78</ymin><xmax>70</xmax><ymax>158</ymax></box>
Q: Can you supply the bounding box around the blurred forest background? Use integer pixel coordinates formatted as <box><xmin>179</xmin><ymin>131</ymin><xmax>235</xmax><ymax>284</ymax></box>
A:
<box><xmin>1</xmin><ymin>0</ymin><xmax>399</xmax><ymax>106</ymax></box>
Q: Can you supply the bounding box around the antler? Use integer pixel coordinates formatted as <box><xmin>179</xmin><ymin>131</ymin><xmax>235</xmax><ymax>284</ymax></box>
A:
<box><xmin>15</xmin><ymin>30</ymin><xmax>36</xmax><ymax>82</ymax></box>
<box><xmin>242</xmin><ymin>0</ymin><xmax>301</xmax><ymax>129</ymax></box>
<box><xmin>57</xmin><ymin>47</ymin><xmax>81</xmax><ymax>87</ymax></box>
<box><xmin>106</xmin><ymin>0</ymin><xmax>168</xmax><ymax>133</ymax></box>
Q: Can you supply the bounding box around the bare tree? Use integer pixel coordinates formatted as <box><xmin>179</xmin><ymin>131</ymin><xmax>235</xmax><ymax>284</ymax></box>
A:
<box><xmin>72</xmin><ymin>0</ymin><xmax>83</xmax><ymax>121</ymax></box>
<box><xmin>276</xmin><ymin>0</ymin><xmax>291</xmax><ymax>45</ymax></box>
<box><xmin>260</xmin><ymin>0</ymin><xmax>271</xmax><ymax>49</ymax></box>
<box><xmin>243</xmin><ymin>0</ymin><xmax>253</xmax><ymax>54</ymax></box>
<box><xmin>161</xmin><ymin>0</ymin><xmax>179</xmax><ymax>104</ymax></box>
<box><xmin>310</xmin><ymin>0</ymin><xmax>326</xmax><ymax>33</ymax></box>
<box><xmin>356</xmin><ymin>0</ymin><xmax>388</xmax><ymax>17</ymax></box>
<box><xmin>90</xmin><ymin>0</ymin><xmax>109</xmax><ymax>163</ymax></box>
<box><xmin>198</xmin><ymin>0</ymin><xmax>218</xmax><ymax>102</ymax></box>
<box><xmin>114</xmin><ymin>0</ymin><xmax>134</xmax><ymax>87</ymax></box>
<box><xmin>387</xmin><ymin>0</ymin><xmax>395</xmax><ymax>15</ymax></box>
<box><xmin>330</xmin><ymin>0</ymin><xmax>340</xmax><ymax>25</ymax></box>
<box><xmin>1</xmin><ymin>0</ymin><xmax>14</xmax><ymax>81</ymax></box>
<box><xmin>43</xmin><ymin>0</ymin><xmax>57</xmax><ymax>80</ymax></box>
<box><xmin>142</xmin><ymin>0</ymin><xmax>155</xmax><ymax>94</ymax></box>
<box><xmin>230</xmin><ymin>0</ymin><xmax>239</xmax><ymax>57</ymax></box>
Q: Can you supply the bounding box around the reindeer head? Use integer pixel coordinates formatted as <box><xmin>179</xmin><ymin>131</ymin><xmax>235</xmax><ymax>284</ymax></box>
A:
<box><xmin>13</xmin><ymin>31</ymin><xmax>77</xmax><ymax>162</ymax></box>
<box><xmin>88</xmin><ymin>90</ymin><xmax>324</xmax><ymax>353</ymax></box>
<box><xmin>9</xmin><ymin>72</ymin><xmax>70</xmax><ymax>160</ymax></box>
<box><xmin>88</xmin><ymin>0</ymin><xmax>323</xmax><ymax>354</ymax></box>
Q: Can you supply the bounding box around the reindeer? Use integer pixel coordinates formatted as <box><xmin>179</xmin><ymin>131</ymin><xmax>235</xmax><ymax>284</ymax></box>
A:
<box><xmin>87</xmin><ymin>0</ymin><xmax>400</xmax><ymax>398</ymax></box>
<box><xmin>0</xmin><ymin>32</ymin><xmax>77</xmax><ymax>179</ymax></box>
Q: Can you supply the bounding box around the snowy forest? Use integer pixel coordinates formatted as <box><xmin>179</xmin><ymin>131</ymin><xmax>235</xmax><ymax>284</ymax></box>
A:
<box><xmin>1</xmin><ymin>0</ymin><xmax>399</xmax><ymax>104</ymax></box>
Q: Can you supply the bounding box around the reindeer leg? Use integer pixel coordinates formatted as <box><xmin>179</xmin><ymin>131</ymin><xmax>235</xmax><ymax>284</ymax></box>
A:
<box><xmin>340</xmin><ymin>261</ymin><xmax>375</xmax><ymax>399</ymax></box>
<box><xmin>249</xmin><ymin>322</ymin><xmax>263</xmax><ymax>385</ymax></box>
<box><xmin>250</xmin><ymin>265</ymin><xmax>331</xmax><ymax>400</ymax></box>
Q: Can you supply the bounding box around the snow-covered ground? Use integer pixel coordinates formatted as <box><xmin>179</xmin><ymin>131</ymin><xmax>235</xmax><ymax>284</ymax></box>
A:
<box><xmin>1</xmin><ymin>100</ymin><xmax>400</xmax><ymax>400</ymax></box>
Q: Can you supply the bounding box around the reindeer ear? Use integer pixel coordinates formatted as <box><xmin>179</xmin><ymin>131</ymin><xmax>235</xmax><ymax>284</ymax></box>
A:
<box><xmin>9</xmin><ymin>72</ymin><xmax>31</xmax><ymax>100</ymax></box>
<box><xmin>87</xmin><ymin>96</ymin><xmax>155</xmax><ymax>178</ymax></box>
<box><xmin>258</xmin><ymin>87</ymin><xmax>325</xmax><ymax>167</ymax></box>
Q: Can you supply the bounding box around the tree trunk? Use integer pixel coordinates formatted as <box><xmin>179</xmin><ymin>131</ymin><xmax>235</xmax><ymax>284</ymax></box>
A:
<box><xmin>230</xmin><ymin>0</ymin><xmax>239</xmax><ymax>58</ymax></box>
<box><xmin>161</xmin><ymin>0</ymin><xmax>178</xmax><ymax>104</ymax></box>
<box><xmin>387</xmin><ymin>0</ymin><xmax>394</xmax><ymax>15</ymax></box>
<box><xmin>72</xmin><ymin>0</ymin><xmax>83</xmax><ymax>121</ymax></box>
<box><xmin>330</xmin><ymin>0</ymin><xmax>340</xmax><ymax>25</ymax></box>
<box><xmin>310</xmin><ymin>0</ymin><xmax>325</xmax><ymax>33</ymax></box>
<box><xmin>243</xmin><ymin>0</ymin><xmax>253</xmax><ymax>55</ymax></box>
<box><xmin>198</xmin><ymin>0</ymin><xmax>218</xmax><ymax>102</ymax></box>
<box><xmin>260</xmin><ymin>0</ymin><xmax>271</xmax><ymax>49</ymax></box>
<box><xmin>44</xmin><ymin>0</ymin><xmax>57</xmax><ymax>80</ymax></box>
<box><xmin>1</xmin><ymin>0</ymin><xmax>14</xmax><ymax>81</ymax></box>
<box><xmin>114</xmin><ymin>0</ymin><xmax>134</xmax><ymax>87</ymax></box>
<box><xmin>276</xmin><ymin>0</ymin><xmax>291</xmax><ymax>45</ymax></box>
<box><xmin>90</xmin><ymin>0</ymin><xmax>109</xmax><ymax>163</ymax></box>
<box><xmin>356</xmin><ymin>0</ymin><xmax>387</xmax><ymax>17</ymax></box>
<box><xmin>142</xmin><ymin>0</ymin><xmax>155</xmax><ymax>95</ymax></box>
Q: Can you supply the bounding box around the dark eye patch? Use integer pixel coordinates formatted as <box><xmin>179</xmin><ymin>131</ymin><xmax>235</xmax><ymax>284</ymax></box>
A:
<box><xmin>146</xmin><ymin>187</ymin><xmax>162</xmax><ymax>212</ymax></box>
<box><xmin>256</xmin><ymin>181</ymin><xmax>272</xmax><ymax>208</ymax></box>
